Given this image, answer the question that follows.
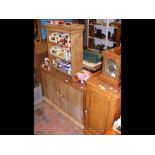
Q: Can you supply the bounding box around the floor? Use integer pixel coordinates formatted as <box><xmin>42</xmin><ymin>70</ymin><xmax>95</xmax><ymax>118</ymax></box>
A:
<box><xmin>34</xmin><ymin>100</ymin><xmax>84</xmax><ymax>135</ymax></box>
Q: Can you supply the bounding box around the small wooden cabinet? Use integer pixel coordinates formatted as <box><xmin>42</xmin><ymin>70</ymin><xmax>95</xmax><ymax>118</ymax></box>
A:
<box><xmin>41</xmin><ymin>69</ymin><xmax>84</xmax><ymax>124</ymax></box>
<box><xmin>84</xmin><ymin>77</ymin><xmax>121</xmax><ymax>134</ymax></box>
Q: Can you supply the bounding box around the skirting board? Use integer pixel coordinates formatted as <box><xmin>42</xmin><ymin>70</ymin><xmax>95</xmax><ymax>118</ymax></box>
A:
<box><xmin>34</xmin><ymin>97</ymin><xmax>44</xmax><ymax>105</ymax></box>
<box><xmin>43</xmin><ymin>96</ymin><xmax>84</xmax><ymax>129</ymax></box>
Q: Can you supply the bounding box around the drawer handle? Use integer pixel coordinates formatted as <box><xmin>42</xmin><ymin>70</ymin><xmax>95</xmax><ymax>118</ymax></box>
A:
<box><xmin>84</xmin><ymin>110</ymin><xmax>88</xmax><ymax>113</ymax></box>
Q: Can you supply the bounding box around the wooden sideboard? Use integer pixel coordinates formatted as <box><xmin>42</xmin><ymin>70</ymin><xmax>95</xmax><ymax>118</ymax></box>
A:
<box><xmin>83</xmin><ymin>77</ymin><xmax>121</xmax><ymax>134</ymax></box>
<box><xmin>41</xmin><ymin>68</ymin><xmax>85</xmax><ymax>124</ymax></box>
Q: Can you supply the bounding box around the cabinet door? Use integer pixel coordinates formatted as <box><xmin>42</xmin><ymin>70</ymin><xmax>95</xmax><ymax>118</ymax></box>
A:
<box><xmin>85</xmin><ymin>86</ymin><xmax>111</xmax><ymax>134</ymax></box>
<box><xmin>59</xmin><ymin>81</ymin><xmax>83</xmax><ymax>124</ymax></box>
<box><xmin>47</xmin><ymin>75</ymin><xmax>56</xmax><ymax>104</ymax></box>
<box><xmin>53</xmin><ymin>78</ymin><xmax>60</xmax><ymax>107</ymax></box>
<box><xmin>73</xmin><ymin>89</ymin><xmax>83</xmax><ymax>123</ymax></box>
<box><xmin>66</xmin><ymin>84</ymin><xmax>75</xmax><ymax>117</ymax></box>
<box><xmin>41</xmin><ymin>71</ymin><xmax>60</xmax><ymax>106</ymax></box>
<box><xmin>59</xmin><ymin>81</ymin><xmax>68</xmax><ymax>112</ymax></box>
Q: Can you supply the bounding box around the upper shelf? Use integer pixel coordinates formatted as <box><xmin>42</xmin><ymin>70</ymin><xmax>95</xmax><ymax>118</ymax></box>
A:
<box><xmin>47</xmin><ymin>41</ymin><xmax>71</xmax><ymax>48</ymax></box>
<box><xmin>89</xmin><ymin>36</ymin><xmax>116</xmax><ymax>43</ymax></box>
<box><xmin>49</xmin><ymin>53</ymin><xmax>71</xmax><ymax>64</ymax></box>
<box><xmin>44</xmin><ymin>23</ymin><xmax>84</xmax><ymax>33</ymax></box>
<box><xmin>89</xmin><ymin>23</ymin><xmax>119</xmax><ymax>29</ymax></box>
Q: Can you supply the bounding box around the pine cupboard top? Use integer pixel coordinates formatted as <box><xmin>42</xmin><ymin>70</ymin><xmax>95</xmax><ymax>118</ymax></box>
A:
<box><xmin>86</xmin><ymin>77</ymin><xmax>121</xmax><ymax>98</ymax></box>
<box><xmin>44</xmin><ymin>23</ymin><xmax>84</xmax><ymax>33</ymax></box>
<box><xmin>41</xmin><ymin>67</ymin><xmax>86</xmax><ymax>92</ymax></box>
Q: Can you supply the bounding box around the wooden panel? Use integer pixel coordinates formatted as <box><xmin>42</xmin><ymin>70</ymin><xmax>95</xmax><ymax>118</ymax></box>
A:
<box><xmin>66</xmin><ymin>83</ymin><xmax>75</xmax><ymax>116</ymax></box>
<box><xmin>47</xmin><ymin>75</ymin><xmax>55</xmax><ymax>103</ymax></box>
<box><xmin>41</xmin><ymin>68</ymin><xmax>84</xmax><ymax>124</ymax></box>
<box><xmin>74</xmin><ymin>88</ymin><xmax>83</xmax><ymax>123</ymax></box>
<box><xmin>84</xmin><ymin>19</ymin><xmax>88</xmax><ymax>48</ymax></box>
<box><xmin>116</xmin><ymin>97</ymin><xmax>121</xmax><ymax>120</ymax></box>
<box><xmin>44</xmin><ymin>23</ymin><xmax>84</xmax><ymax>33</ymax></box>
<box><xmin>87</xmin><ymin>87</ymin><xmax>110</xmax><ymax>134</ymax></box>
<box><xmin>53</xmin><ymin>78</ymin><xmax>61</xmax><ymax>107</ymax></box>
<box><xmin>59</xmin><ymin>81</ymin><xmax>68</xmax><ymax>112</ymax></box>
<box><xmin>71</xmin><ymin>32</ymin><xmax>83</xmax><ymax>76</ymax></box>
<box><xmin>36</xmin><ymin>19</ymin><xmax>42</xmax><ymax>41</ymax></box>
<box><xmin>41</xmin><ymin>71</ymin><xmax>49</xmax><ymax>99</ymax></box>
<box><xmin>60</xmin><ymin>81</ymin><xmax>84</xmax><ymax>123</ymax></box>
<box><xmin>116</xmin><ymin>23</ymin><xmax>121</xmax><ymax>46</ymax></box>
<box><xmin>103</xmin><ymin>97</ymin><xmax>119</xmax><ymax>132</ymax></box>
<box><xmin>45</xmin><ymin>73</ymin><xmax>51</xmax><ymax>99</ymax></box>
<box><xmin>34</xmin><ymin>40</ymin><xmax>48</xmax><ymax>54</ymax></box>
<box><xmin>35</xmin><ymin>52</ymin><xmax>48</xmax><ymax>83</ymax></box>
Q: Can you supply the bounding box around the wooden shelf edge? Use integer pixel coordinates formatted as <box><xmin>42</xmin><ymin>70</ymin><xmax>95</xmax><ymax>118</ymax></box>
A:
<box><xmin>50</xmin><ymin>53</ymin><xmax>71</xmax><ymax>64</ymax></box>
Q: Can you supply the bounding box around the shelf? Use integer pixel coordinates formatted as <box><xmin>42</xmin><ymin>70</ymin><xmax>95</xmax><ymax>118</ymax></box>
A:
<box><xmin>87</xmin><ymin>48</ymin><xmax>101</xmax><ymax>52</ymax></box>
<box><xmin>107</xmin><ymin>40</ymin><xmax>116</xmax><ymax>43</ymax></box>
<box><xmin>50</xmin><ymin>53</ymin><xmax>71</xmax><ymax>63</ymax></box>
<box><xmin>89</xmin><ymin>36</ymin><xmax>116</xmax><ymax>44</ymax></box>
<box><xmin>89</xmin><ymin>22</ymin><xmax>107</xmax><ymax>26</ymax></box>
<box><xmin>83</xmin><ymin>60</ymin><xmax>102</xmax><ymax>68</ymax></box>
<box><xmin>53</xmin><ymin>66</ymin><xmax>71</xmax><ymax>76</ymax></box>
<box><xmin>48</xmin><ymin>41</ymin><xmax>71</xmax><ymax>48</ymax></box>
<box><xmin>89</xmin><ymin>36</ymin><xmax>106</xmax><ymax>41</ymax></box>
<box><xmin>108</xmin><ymin>25</ymin><xmax>117</xmax><ymax>29</ymax></box>
<box><xmin>83</xmin><ymin>64</ymin><xmax>102</xmax><ymax>71</ymax></box>
<box><xmin>89</xmin><ymin>23</ymin><xmax>117</xmax><ymax>29</ymax></box>
<box><xmin>89</xmin><ymin>37</ymin><xmax>117</xmax><ymax>44</ymax></box>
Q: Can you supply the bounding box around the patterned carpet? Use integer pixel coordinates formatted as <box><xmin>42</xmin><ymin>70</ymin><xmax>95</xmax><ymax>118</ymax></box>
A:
<box><xmin>34</xmin><ymin>100</ymin><xmax>84</xmax><ymax>135</ymax></box>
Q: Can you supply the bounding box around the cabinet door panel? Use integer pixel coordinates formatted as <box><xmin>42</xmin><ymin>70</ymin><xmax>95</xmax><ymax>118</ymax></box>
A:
<box><xmin>60</xmin><ymin>82</ymin><xmax>84</xmax><ymax>123</ymax></box>
<box><xmin>74</xmin><ymin>89</ymin><xmax>83</xmax><ymax>123</ymax></box>
<box><xmin>66</xmin><ymin>84</ymin><xmax>75</xmax><ymax>116</ymax></box>
<box><xmin>60</xmin><ymin>95</ymin><xmax>68</xmax><ymax>112</ymax></box>
<box><xmin>88</xmin><ymin>88</ymin><xmax>110</xmax><ymax>134</ymax></box>
<box><xmin>59</xmin><ymin>81</ymin><xmax>68</xmax><ymax>112</ymax></box>
<box><xmin>46</xmin><ymin>74</ymin><xmax>54</xmax><ymax>102</ymax></box>
<box><xmin>53</xmin><ymin>78</ymin><xmax>60</xmax><ymax>107</ymax></box>
<box><xmin>50</xmin><ymin>76</ymin><xmax>57</xmax><ymax>103</ymax></box>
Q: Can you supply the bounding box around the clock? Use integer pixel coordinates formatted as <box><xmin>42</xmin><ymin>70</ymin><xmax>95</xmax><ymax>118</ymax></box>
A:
<box><xmin>106</xmin><ymin>59</ymin><xmax>117</xmax><ymax>78</ymax></box>
<box><xmin>100</xmin><ymin>47</ymin><xmax>121</xmax><ymax>89</ymax></box>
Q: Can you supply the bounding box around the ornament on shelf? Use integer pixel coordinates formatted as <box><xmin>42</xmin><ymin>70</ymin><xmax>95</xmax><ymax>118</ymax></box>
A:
<box><xmin>50</xmin><ymin>45</ymin><xmax>71</xmax><ymax>61</ymax></box>
<box><xmin>41</xmin><ymin>57</ymin><xmax>50</xmax><ymax>70</ymax></box>
<box><xmin>47</xmin><ymin>20</ymin><xmax>64</xmax><ymax>25</ymax></box>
